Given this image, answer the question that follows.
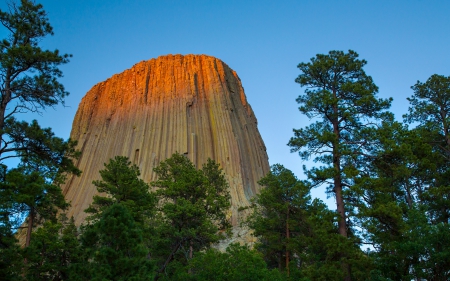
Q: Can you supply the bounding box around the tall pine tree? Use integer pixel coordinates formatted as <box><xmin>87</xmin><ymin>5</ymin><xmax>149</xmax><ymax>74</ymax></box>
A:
<box><xmin>288</xmin><ymin>50</ymin><xmax>391</xmax><ymax>280</ymax></box>
<box><xmin>79</xmin><ymin>156</ymin><xmax>157</xmax><ymax>280</ymax></box>
<box><xmin>151</xmin><ymin>153</ymin><xmax>230</xmax><ymax>280</ymax></box>
<box><xmin>247</xmin><ymin>164</ymin><xmax>310</xmax><ymax>276</ymax></box>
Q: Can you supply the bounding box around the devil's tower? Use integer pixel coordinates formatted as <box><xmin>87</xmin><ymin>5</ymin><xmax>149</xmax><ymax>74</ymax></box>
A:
<box><xmin>62</xmin><ymin>54</ymin><xmax>269</xmax><ymax>243</ymax></box>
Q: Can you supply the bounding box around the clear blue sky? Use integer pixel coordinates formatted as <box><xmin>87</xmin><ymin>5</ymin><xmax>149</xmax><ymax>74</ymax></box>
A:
<box><xmin>1</xmin><ymin>0</ymin><xmax>449</xmax><ymax>206</ymax></box>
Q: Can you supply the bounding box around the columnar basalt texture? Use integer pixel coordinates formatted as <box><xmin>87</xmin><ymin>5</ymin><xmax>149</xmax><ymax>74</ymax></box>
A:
<box><xmin>62</xmin><ymin>54</ymin><xmax>269</xmax><ymax>242</ymax></box>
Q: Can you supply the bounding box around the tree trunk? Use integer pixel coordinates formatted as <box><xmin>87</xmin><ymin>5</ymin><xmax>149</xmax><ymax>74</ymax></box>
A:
<box><xmin>154</xmin><ymin>240</ymin><xmax>184</xmax><ymax>281</ymax></box>
<box><xmin>189</xmin><ymin>240</ymin><xmax>193</xmax><ymax>259</ymax></box>
<box><xmin>286</xmin><ymin>205</ymin><xmax>290</xmax><ymax>277</ymax></box>
<box><xmin>405</xmin><ymin>182</ymin><xmax>413</xmax><ymax>209</ymax></box>
<box><xmin>334</xmin><ymin>160</ymin><xmax>352</xmax><ymax>281</ymax></box>
<box><xmin>332</xmin><ymin>98</ymin><xmax>351</xmax><ymax>281</ymax></box>
<box><xmin>334</xmin><ymin>177</ymin><xmax>347</xmax><ymax>237</ymax></box>
<box><xmin>440</xmin><ymin>107</ymin><xmax>450</xmax><ymax>160</ymax></box>
<box><xmin>331</xmin><ymin>113</ymin><xmax>347</xmax><ymax>237</ymax></box>
<box><xmin>188</xmin><ymin>240</ymin><xmax>193</xmax><ymax>274</ymax></box>
<box><xmin>0</xmin><ymin>70</ymin><xmax>11</xmax><ymax>156</ymax></box>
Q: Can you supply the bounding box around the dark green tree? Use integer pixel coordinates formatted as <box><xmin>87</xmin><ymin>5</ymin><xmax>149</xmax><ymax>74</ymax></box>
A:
<box><xmin>151</xmin><ymin>153</ymin><xmax>231</xmax><ymax>280</ymax></box>
<box><xmin>80</xmin><ymin>204</ymin><xmax>154</xmax><ymax>281</ymax></box>
<box><xmin>0</xmin><ymin>0</ymin><xmax>72</xmax><ymax>161</ymax></box>
<box><xmin>249</xmin><ymin>164</ymin><xmax>370</xmax><ymax>280</ymax></box>
<box><xmin>403</xmin><ymin>75</ymin><xmax>450</xmax><ymax>280</ymax></box>
<box><xmin>0</xmin><ymin>129</ymin><xmax>79</xmax><ymax>277</ymax></box>
<box><xmin>23</xmin><ymin>215</ymin><xmax>82</xmax><ymax>281</ymax></box>
<box><xmin>349</xmin><ymin>118</ymin><xmax>418</xmax><ymax>280</ymax></box>
<box><xmin>76</xmin><ymin>156</ymin><xmax>157</xmax><ymax>280</ymax></box>
<box><xmin>84</xmin><ymin>156</ymin><xmax>156</xmax><ymax>226</ymax></box>
<box><xmin>406</xmin><ymin>74</ymin><xmax>450</xmax><ymax>154</ymax></box>
<box><xmin>171</xmin><ymin>244</ymin><xmax>285</xmax><ymax>281</ymax></box>
<box><xmin>1</xmin><ymin>168</ymin><xmax>68</xmax><ymax>248</ymax></box>
<box><xmin>288</xmin><ymin>50</ymin><xmax>391</xmax><ymax>280</ymax></box>
<box><xmin>350</xmin><ymin>75</ymin><xmax>450</xmax><ymax>280</ymax></box>
<box><xmin>247</xmin><ymin>164</ymin><xmax>310</xmax><ymax>276</ymax></box>
<box><xmin>0</xmin><ymin>164</ymin><xmax>20</xmax><ymax>280</ymax></box>
<box><xmin>0</xmin><ymin>0</ymin><xmax>79</xmax><ymax>255</ymax></box>
<box><xmin>379</xmin><ymin>74</ymin><xmax>450</xmax><ymax>279</ymax></box>
<box><xmin>404</xmin><ymin>74</ymin><xmax>450</xmax><ymax>223</ymax></box>
<box><xmin>293</xmin><ymin>199</ymin><xmax>372</xmax><ymax>281</ymax></box>
<box><xmin>350</xmin><ymin>110</ymin><xmax>450</xmax><ymax>279</ymax></box>
<box><xmin>0</xmin><ymin>126</ymin><xmax>79</xmax><ymax>250</ymax></box>
<box><xmin>0</xmin><ymin>173</ymin><xmax>23</xmax><ymax>281</ymax></box>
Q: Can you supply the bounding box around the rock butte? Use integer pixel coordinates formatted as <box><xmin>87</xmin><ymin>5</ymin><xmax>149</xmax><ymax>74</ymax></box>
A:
<box><xmin>61</xmin><ymin>54</ymin><xmax>270</xmax><ymax>244</ymax></box>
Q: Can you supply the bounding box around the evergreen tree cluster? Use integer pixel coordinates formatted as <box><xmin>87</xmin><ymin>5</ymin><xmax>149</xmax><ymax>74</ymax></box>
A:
<box><xmin>0</xmin><ymin>1</ymin><xmax>449</xmax><ymax>280</ymax></box>
<box><xmin>284</xmin><ymin>50</ymin><xmax>450</xmax><ymax>280</ymax></box>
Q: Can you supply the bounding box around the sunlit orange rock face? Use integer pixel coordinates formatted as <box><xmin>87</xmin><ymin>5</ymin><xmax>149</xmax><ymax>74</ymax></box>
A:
<box><xmin>62</xmin><ymin>54</ymin><xmax>269</xmax><ymax>244</ymax></box>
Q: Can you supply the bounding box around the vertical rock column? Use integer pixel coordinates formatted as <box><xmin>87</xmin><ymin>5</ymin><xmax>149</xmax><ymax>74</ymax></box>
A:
<box><xmin>62</xmin><ymin>54</ymin><xmax>270</xmax><ymax>243</ymax></box>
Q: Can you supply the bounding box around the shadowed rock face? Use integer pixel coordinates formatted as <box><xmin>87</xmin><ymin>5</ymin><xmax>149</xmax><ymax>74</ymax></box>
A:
<box><xmin>62</xmin><ymin>54</ymin><xmax>269</xmax><ymax>243</ymax></box>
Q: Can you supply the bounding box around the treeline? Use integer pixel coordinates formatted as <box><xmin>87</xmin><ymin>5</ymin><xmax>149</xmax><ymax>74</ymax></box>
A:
<box><xmin>1</xmin><ymin>1</ymin><xmax>449</xmax><ymax>280</ymax></box>
<box><xmin>284</xmin><ymin>50</ymin><xmax>450</xmax><ymax>280</ymax></box>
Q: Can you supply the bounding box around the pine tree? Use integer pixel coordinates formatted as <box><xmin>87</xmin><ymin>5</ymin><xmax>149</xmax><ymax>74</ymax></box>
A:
<box><xmin>0</xmin><ymin>0</ymin><xmax>79</xmax><ymax>255</ymax></box>
<box><xmin>247</xmin><ymin>164</ymin><xmax>310</xmax><ymax>276</ymax></box>
<box><xmin>405</xmin><ymin>74</ymin><xmax>450</xmax><ymax>223</ymax></box>
<box><xmin>248</xmin><ymin>164</ymin><xmax>370</xmax><ymax>280</ymax></box>
<box><xmin>177</xmin><ymin>244</ymin><xmax>285</xmax><ymax>281</ymax></box>
<box><xmin>151</xmin><ymin>153</ymin><xmax>231</xmax><ymax>280</ymax></box>
<box><xmin>24</xmin><ymin>215</ymin><xmax>82</xmax><ymax>281</ymax></box>
<box><xmin>288</xmin><ymin>50</ymin><xmax>391</xmax><ymax>280</ymax></box>
<box><xmin>351</xmin><ymin>113</ymin><xmax>450</xmax><ymax>280</ymax></box>
<box><xmin>0</xmin><ymin>0</ymin><xmax>72</xmax><ymax>163</ymax></box>
<box><xmin>81</xmin><ymin>204</ymin><xmax>154</xmax><ymax>281</ymax></box>
<box><xmin>404</xmin><ymin>74</ymin><xmax>450</xmax><ymax>280</ymax></box>
<box><xmin>84</xmin><ymin>156</ymin><xmax>156</xmax><ymax>225</ymax></box>
<box><xmin>349</xmin><ymin>118</ymin><xmax>418</xmax><ymax>280</ymax></box>
<box><xmin>0</xmin><ymin>168</ymin><xmax>69</xmax><ymax>247</ymax></box>
<box><xmin>77</xmin><ymin>156</ymin><xmax>158</xmax><ymax>280</ymax></box>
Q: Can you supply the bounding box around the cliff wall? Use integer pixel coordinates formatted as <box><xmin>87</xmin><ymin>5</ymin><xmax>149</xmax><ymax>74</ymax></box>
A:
<box><xmin>62</xmin><ymin>54</ymin><xmax>270</xmax><ymax>243</ymax></box>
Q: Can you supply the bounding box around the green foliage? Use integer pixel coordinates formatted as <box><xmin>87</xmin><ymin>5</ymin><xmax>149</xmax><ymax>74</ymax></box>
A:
<box><xmin>0</xmin><ymin>169</ymin><xmax>68</xmax><ymax>228</ymax></box>
<box><xmin>363</xmin><ymin>205</ymin><xmax>450</xmax><ymax>281</ymax></box>
<box><xmin>348</xmin><ymin>74</ymin><xmax>450</xmax><ymax>280</ymax></box>
<box><xmin>170</xmin><ymin>244</ymin><xmax>285</xmax><ymax>281</ymax></box>
<box><xmin>2</xmin><ymin>118</ymin><xmax>80</xmax><ymax>182</ymax></box>
<box><xmin>248</xmin><ymin>164</ymin><xmax>310</xmax><ymax>272</ymax></box>
<box><xmin>401</xmin><ymin>75</ymin><xmax>450</xmax><ymax>279</ymax></box>
<box><xmin>81</xmin><ymin>156</ymin><xmax>157</xmax><ymax>275</ymax></box>
<box><xmin>78</xmin><ymin>156</ymin><xmax>157</xmax><ymax>280</ymax></box>
<box><xmin>288</xmin><ymin>50</ymin><xmax>392</xmax><ymax>280</ymax></box>
<box><xmin>404</xmin><ymin>74</ymin><xmax>450</xmax><ymax>223</ymax></box>
<box><xmin>0</xmin><ymin>220</ymin><xmax>23</xmax><ymax>281</ymax></box>
<box><xmin>288</xmin><ymin>50</ymin><xmax>392</xmax><ymax>236</ymax></box>
<box><xmin>23</xmin><ymin>215</ymin><xmax>82</xmax><ymax>281</ymax></box>
<box><xmin>0</xmin><ymin>167</ymin><xmax>69</xmax><ymax>246</ymax></box>
<box><xmin>85</xmin><ymin>156</ymin><xmax>156</xmax><ymax>225</ymax></box>
<box><xmin>0</xmin><ymin>0</ymin><xmax>79</xmax><ymax>254</ymax></box>
<box><xmin>289</xmin><ymin>49</ymin><xmax>391</xmax><ymax>192</ymax></box>
<box><xmin>406</xmin><ymin>74</ymin><xmax>450</xmax><ymax>144</ymax></box>
<box><xmin>249</xmin><ymin>164</ymin><xmax>371</xmax><ymax>280</ymax></box>
<box><xmin>294</xmin><ymin>50</ymin><xmax>385</xmax><ymax>121</ymax></box>
<box><xmin>0</xmin><ymin>0</ymin><xmax>72</xmax><ymax>161</ymax></box>
<box><xmin>151</xmin><ymin>152</ymin><xmax>231</xmax><ymax>279</ymax></box>
<box><xmin>80</xmin><ymin>204</ymin><xmax>154</xmax><ymax>281</ymax></box>
<box><xmin>79</xmin><ymin>154</ymin><xmax>232</xmax><ymax>280</ymax></box>
<box><xmin>0</xmin><ymin>0</ymin><xmax>71</xmax><ymax>114</ymax></box>
<box><xmin>0</xmin><ymin>120</ymin><xmax>80</xmax><ymax>248</ymax></box>
<box><xmin>289</xmin><ymin>199</ymin><xmax>348</xmax><ymax>281</ymax></box>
